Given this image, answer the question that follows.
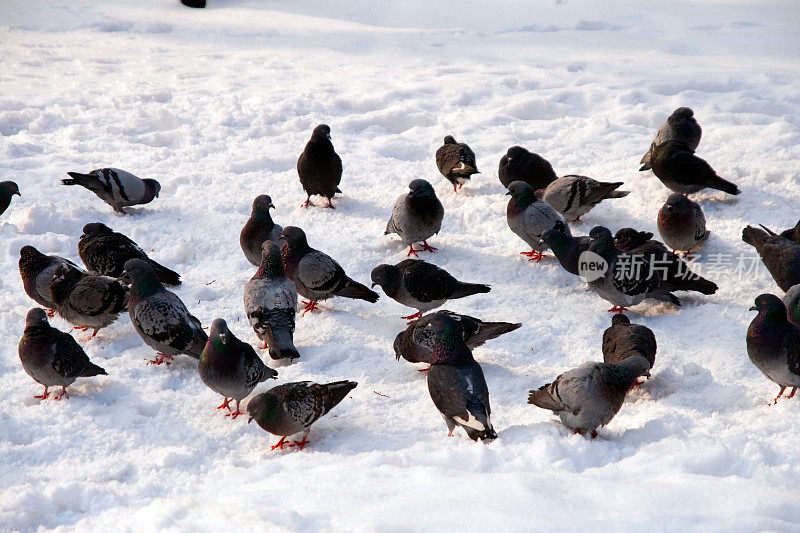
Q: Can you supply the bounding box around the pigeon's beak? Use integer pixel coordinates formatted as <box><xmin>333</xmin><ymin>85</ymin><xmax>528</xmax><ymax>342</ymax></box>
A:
<box><xmin>14</xmin><ymin>191</ymin><xmax>20</xmax><ymax>197</ymax></box>
<box><xmin>505</xmin><ymin>191</ymin><xmax>512</xmax><ymax>196</ymax></box>
<box><xmin>268</xmin><ymin>203</ymin><xmax>275</xmax><ymax>209</ymax></box>
<box><xmin>370</xmin><ymin>282</ymin><xmax>377</xmax><ymax>288</ymax></box>
<box><xmin>749</xmin><ymin>306</ymin><xmax>757</xmax><ymax>311</ymax></box>
<box><xmin>247</xmin><ymin>415</ymin><xmax>253</xmax><ymax>424</ymax></box>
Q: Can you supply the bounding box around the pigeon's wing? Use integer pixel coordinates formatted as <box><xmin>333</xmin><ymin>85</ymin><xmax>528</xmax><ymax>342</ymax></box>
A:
<box><xmin>51</xmin><ymin>329</ymin><xmax>91</xmax><ymax>379</ymax></box>
<box><xmin>693</xmin><ymin>202</ymin><xmax>708</xmax><ymax>241</ymax></box>
<box><xmin>666</xmin><ymin>150</ymin><xmax>716</xmax><ymax>186</ymax></box>
<box><xmin>402</xmin><ymin>262</ymin><xmax>458</xmax><ymax>302</ymax></box>
<box><xmin>610</xmin><ymin>253</ymin><xmax>656</xmax><ymax>296</ymax></box>
<box><xmin>282</xmin><ymin>382</ymin><xmax>325</xmax><ymax>429</ymax></box>
<box><xmin>428</xmin><ymin>364</ymin><xmax>490</xmax><ymax>428</ymax></box>
<box><xmin>70</xmin><ymin>276</ymin><xmax>128</xmax><ymax>315</ymax></box>
<box><xmin>458</xmin><ymin>143</ymin><xmax>477</xmax><ymax>169</ymax></box>
<box><xmin>296</xmin><ymin>251</ymin><xmax>346</xmax><ymax>293</ymax></box>
<box><xmin>384</xmin><ymin>195</ymin><xmax>405</xmax><ymax>235</ymax></box>
<box><xmin>522</xmin><ymin>203</ymin><xmax>563</xmax><ymax>245</ymax></box>
<box><xmin>133</xmin><ymin>292</ymin><xmax>194</xmax><ymax>343</ymax></box>
<box><xmin>787</xmin><ymin>328</ymin><xmax>800</xmax><ymax>378</ymax></box>
<box><xmin>435</xmin><ymin>144</ymin><xmax>458</xmax><ymax>175</ymax></box>
<box><xmin>241</xmin><ymin>340</ymin><xmax>274</xmax><ymax>387</ymax></box>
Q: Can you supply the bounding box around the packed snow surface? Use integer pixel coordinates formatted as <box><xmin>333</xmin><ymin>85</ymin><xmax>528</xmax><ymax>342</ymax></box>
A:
<box><xmin>2</xmin><ymin>0</ymin><xmax>800</xmax><ymax>530</ymax></box>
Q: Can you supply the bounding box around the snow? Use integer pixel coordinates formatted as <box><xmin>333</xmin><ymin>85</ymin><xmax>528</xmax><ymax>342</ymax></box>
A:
<box><xmin>1</xmin><ymin>0</ymin><xmax>800</xmax><ymax>530</ymax></box>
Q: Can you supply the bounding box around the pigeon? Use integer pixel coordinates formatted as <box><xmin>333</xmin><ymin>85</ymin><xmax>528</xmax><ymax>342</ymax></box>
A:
<box><xmin>586</xmin><ymin>226</ymin><xmax>680</xmax><ymax>313</ymax></box>
<box><xmin>385</xmin><ymin>179</ymin><xmax>444</xmax><ymax>257</ymax></box>
<box><xmin>247</xmin><ymin>380</ymin><xmax>357</xmax><ymax>450</ymax></box>
<box><xmin>50</xmin><ymin>263</ymin><xmax>129</xmax><ymax>337</ymax></box>
<box><xmin>0</xmin><ymin>181</ymin><xmax>20</xmax><ymax>216</ymax></box>
<box><xmin>426</xmin><ymin>314</ymin><xmax>496</xmax><ymax>441</ymax></box>
<box><xmin>122</xmin><ymin>259</ymin><xmax>207</xmax><ymax>365</ymax></box>
<box><xmin>602</xmin><ymin>314</ymin><xmax>657</xmax><ymax>371</ymax></box>
<box><xmin>537</xmin><ymin>175</ymin><xmax>629</xmax><ymax>222</ymax></box>
<box><xmin>280</xmin><ymin>226</ymin><xmax>379</xmax><ymax>315</ymax></box>
<box><xmin>199</xmin><ymin>318</ymin><xmax>278</xmax><ymax>418</ymax></box>
<box><xmin>393</xmin><ymin>310</ymin><xmax>521</xmax><ymax>367</ymax></box>
<box><xmin>747</xmin><ymin>294</ymin><xmax>800</xmax><ymax>404</ymax></box>
<box><xmin>613</xmin><ymin>228</ymin><xmax>717</xmax><ymax>295</ymax></box>
<box><xmin>62</xmin><ymin>168</ymin><xmax>161</xmax><ymax>214</ymax></box>
<box><xmin>79</xmin><ymin>222</ymin><xmax>181</xmax><ymax>286</ymax></box>
<box><xmin>640</xmin><ymin>107</ymin><xmax>702</xmax><ymax>171</ymax></box>
<box><xmin>783</xmin><ymin>284</ymin><xmax>800</xmax><ymax>328</ymax></box>
<box><xmin>765</xmin><ymin>220</ymin><xmax>800</xmax><ymax>246</ymax></box>
<box><xmin>371</xmin><ymin>259</ymin><xmax>490</xmax><ymax>321</ymax></box>
<box><xmin>541</xmin><ymin>222</ymin><xmax>590</xmax><ymax>276</ymax></box>
<box><xmin>506</xmin><ymin>180</ymin><xmax>569</xmax><ymax>262</ymax></box>
<box><xmin>498</xmin><ymin>146</ymin><xmax>557</xmax><ymax>190</ymax></box>
<box><xmin>240</xmin><ymin>195</ymin><xmax>283</xmax><ymax>267</ymax></box>
<box><xmin>742</xmin><ymin>225</ymin><xmax>800</xmax><ymax>292</ymax></box>
<box><xmin>244</xmin><ymin>241</ymin><xmax>299</xmax><ymax>361</ymax></box>
<box><xmin>297</xmin><ymin>124</ymin><xmax>342</xmax><ymax>208</ymax></box>
<box><xmin>18</xmin><ymin>308</ymin><xmax>108</xmax><ymax>400</ymax></box>
<box><xmin>528</xmin><ymin>355</ymin><xmax>651</xmax><ymax>437</ymax></box>
<box><xmin>649</xmin><ymin>141</ymin><xmax>740</xmax><ymax>195</ymax></box>
<box><xmin>435</xmin><ymin>135</ymin><xmax>479</xmax><ymax>192</ymax></box>
<box><xmin>19</xmin><ymin>245</ymin><xmax>83</xmax><ymax>313</ymax></box>
<box><xmin>657</xmin><ymin>193</ymin><xmax>709</xmax><ymax>255</ymax></box>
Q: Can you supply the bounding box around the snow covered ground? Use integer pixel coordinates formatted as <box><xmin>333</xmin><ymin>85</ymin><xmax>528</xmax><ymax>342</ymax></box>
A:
<box><xmin>2</xmin><ymin>0</ymin><xmax>800</xmax><ymax>530</ymax></box>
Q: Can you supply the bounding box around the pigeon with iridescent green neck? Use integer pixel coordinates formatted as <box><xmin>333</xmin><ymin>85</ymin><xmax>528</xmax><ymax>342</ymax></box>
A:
<box><xmin>199</xmin><ymin>318</ymin><xmax>277</xmax><ymax>418</ymax></box>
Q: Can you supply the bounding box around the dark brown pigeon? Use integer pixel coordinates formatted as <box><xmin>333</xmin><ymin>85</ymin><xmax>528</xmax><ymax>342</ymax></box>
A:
<box><xmin>297</xmin><ymin>124</ymin><xmax>342</xmax><ymax>208</ymax></box>
<box><xmin>435</xmin><ymin>135</ymin><xmax>479</xmax><ymax>192</ymax></box>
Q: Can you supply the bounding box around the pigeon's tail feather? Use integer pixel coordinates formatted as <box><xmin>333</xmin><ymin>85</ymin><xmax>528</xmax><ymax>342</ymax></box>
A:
<box><xmin>468</xmin><ymin>321</ymin><xmax>521</xmax><ymax>348</ymax></box>
<box><xmin>742</xmin><ymin>225</ymin><xmax>769</xmax><ymax>252</ymax></box>
<box><xmin>464</xmin><ymin>423</ymin><xmax>498</xmax><ymax>442</ymax></box>
<box><xmin>677</xmin><ymin>276</ymin><xmax>718</xmax><ymax>295</ymax></box>
<box><xmin>707</xmin><ymin>175</ymin><xmax>740</xmax><ymax>195</ymax></box>
<box><xmin>450</xmin><ymin>282</ymin><xmax>491</xmax><ymax>299</ymax></box>
<box><xmin>649</xmin><ymin>289</ymin><xmax>681</xmax><ymax>306</ymax></box>
<box><xmin>322</xmin><ymin>380</ymin><xmax>358</xmax><ymax>415</ymax></box>
<box><xmin>528</xmin><ymin>383</ymin><xmax>565</xmax><ymax>412</ymax></box>
<box><xmin>758</xmin><ymin>224</ymin><xmax>777</xmax><ymax>236</ymax></box>
<box><xmin>336</xmin><ymin>279</ymin><xmax>380</xmax><ymax>303</ymax></box>
<box><xmin>81</xmin><ymin>361</ymin><xmax>107</xmax><ymax>377</ymax></box>
<box><xmin>62</xmin><ymin>172</ymin><xmax>93</xmax><ymax>187</ymax></box>
<box><xmin>269</xmin><ymin>328</ymin><xmax>299</xmax><ymax>361</ymax></box>
<box><xmin>147</xmin><ymin>260</ymin><xmax>181</xmax><ymax>286</ymax></box>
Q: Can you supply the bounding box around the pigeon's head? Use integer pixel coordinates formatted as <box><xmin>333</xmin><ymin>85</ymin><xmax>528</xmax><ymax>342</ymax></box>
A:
<box><xmin>671</xmin><ymin>107</ymin><xmax>694</xmax><ymax>119</ymax></box>
<box><xmin>370</xmin><ymin>264</ymin><xmax>399</xmax><ymax>290</ymax></box>
<box><xmin>209</xmin><ymin>318</ymin><xmax>230</xmax><ymax>347</ymax></box>
<box><xmin>52</xmin><ymin>263</ymin><xmax>80</xmax><ymax>285</ymax></box>
<box><xmin>663</xmin><ymin>193</ymin><xmax>691</xmax><ymax>214</ymax></box>
<box><xmin>505</xmin><ymin>181</ymin><xmax>536</xmax><ymax>205</ymax></box>
<box><xmin>0</xmin><ymin>181</ymin><xmax>21</xmax><ymax>198</ymax></box>
<box><xmin>280</xmin><ymin>226</ymin><xmax>308</xmax><ymax>251</ymax></box>
<box><xmin>19</xmin><ymin>245</ymin><xmax>45</xmax><ymax>264</ymax></box>
<box><xmin>614</xmin><ymin>228</ymin><xmax>653</xmax><ymax>251</ymax></box>
<box><xmin>121</xmin><ymin>259</ymin><xmax>161</xmax><ymax>294</ymax></box>
<box><xmin>408</xmin><ymin>179</ymin><xmax>435</xmax><ymax>198</ymax></box>
<box><xmin>750</xmin><ymin>294</ymin><xmax>786</xmax><ymax>318</ymax></box>
<box><xmin>251</xmin><ymin>194</ymin><xmax>275</xmax><ymax>214</ymax></box>
<box><xmin>258</xmin><ymin>240</ymin><xmax>285</xmax><ymax>275</ymax></box>
<box><xmin>541</xmin><ymin>226</ymin><xmax>569</xmax><ymax>249</ymax></box>
<box><xmin>312</xmin><ymin>124</ymin><xmax>332</xmax><ymax>140</ymax></box>
<box><xmin>505</xmin><ymin>146</ymin><xmax>529</xmax><ymax>162</ymax></box>
<box><xmin>82</xmin><ymin>222</ymin><xmax>113</xmax><ymax>237</ymax></box>
<box><xmin>430</xmin><ymin>314</ymin><xmax>472</xmax><ymax>364</ymax></box>
<box><xmin>443</xmin><ymin>135</ymin><xmax>456</xmax><ymax>144</ymax></box>
<box><xmin>247</xmin><ymin>393</ymin><xmax>279</xmax><ymax>427</ymax></box>
<box><xmin>589</xmin><ymin>226</ymin><xmax>613</xmax><ymax>241</ymax></box>
<box><xmin>611</xmin><ymin>313</ymin><xmax>631</xmax><ymax>326</ymax></box>
<box><xmin>25</xmin><ymin>308</ymin><xmax>49</xmax><ymax>327</ymax></box>
<box><xmin>143</xmin><ymin>179</ymin><xmax>161</xmax><ymax>198</ymax></box>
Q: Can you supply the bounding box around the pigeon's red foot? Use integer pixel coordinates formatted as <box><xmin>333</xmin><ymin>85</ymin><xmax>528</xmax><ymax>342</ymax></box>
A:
<box><xmin>301</xmin><ymin>197</ymin><xmax>314</xmax><ymax>208</ymax></box>
<box><xmin>401</xmin><ymin>311</ymin><xmax>422</xmax><ymax>322</ymax></box>
<box><xmin>73</xmin><ymin>326</ymin><xmax>90</xmax><ymax>332</ymax></box>
<box><xmin>260</xmin><ymin>341</ymin><xmax>268</xmax><ymax>350</ymax></box>
<box><xmin>452</xmin><ymin>183</ymin><xmax>459</xmax><ymax>193</ymax></box>
<box><xmin>34</xmin><ymin>387</ymin><xmax>50</xmax><ymax>400</ymax></box>
<box><xmin>520</xmin><ymin>250</ymin><xmax>544</xmax><ymax>263</ymax></box>
<box><xmin>591</xmin><ymin>430</ymin><xmax>598</xmax><ymax>439</ymax></box>
<box><xmin>420</xmin><ymin>241</ymin><xmax>438</xmax><ymax>253</ymax></box>
<box><xmin>417</xmin><ymin>365</ymin><xmax>431</xmax><ymax>372</ymax></box>
<box><xmin>226</xmin><ymin>409</ymin><xmax>245</xmax><ymax>419</ymax></box>
<box><xmin>769</xmin><ymin>387</ymin><xmax>788</xmax><ymax>406</ymax></box>
<box><xmin>270</xmin><ymin>436</ymin><xmax>290</xmax><ymax>451</ymax></box>
<box><xmin>148</xmin><ymin>353</ymin><xmax>174</xmax><ymax>365</ymax></box>
<box><xmin>289</xmin><ymin>436</ymin><xmax>310</xmax><ymax>450</ymax></box>
<box><xmin>46</xmin><ymin>309</ymin><xmax>56</xmax><ymax>318</ymax></box>
<box><xmin>300</xmin><ymin>300</ymin><xmax>319</xmax><ymax>316</ymax></box>
<box><xmin>787</xmin><ymin>388</ymin><xmax>798</xmax><ymax>400</ymax></box>
<box><xmin>324</xmin><ymin>199</ymin><xmax>335</xmax><ymax>209</ymax></box>
<box><xmin>447</xmin><ymin>429</ymin><xmax>454</xmax><ymax>437</ymax></box>
<box><xmin>406</xmin><ymin>246</ymin><xmax>420</xmax><ymax>257</ymax></box>
<box><xmin>89</xmin><ymin>329</ymin><xmax>98</xmax><ymax>339</ymax></box>
<box><xmin>608</xmin><ymin>306</ymin><xmax>628</xmax><ymax>314</ymax></box>
<box><xmin>217</xmin><ymin>397</ymin><xmax>233</xmax><ymax>411</ymax></box>
<box><xmin>54</xmin><ymin>388</ymin><xmax>69</xmax><ymax>401</ymax></box>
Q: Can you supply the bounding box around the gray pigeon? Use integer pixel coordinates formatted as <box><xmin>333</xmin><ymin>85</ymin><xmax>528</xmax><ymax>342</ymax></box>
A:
<box><xmin>506</xmin><ymin>180</ymin><xmax>569</xmax><ymax>263</ymax></box>
<box><xmin>50</xmin><ymin>263</ymin><xmax>129</xmax><ymax>337</ymax></box>
<box><xmin>280</xmin><ymin>226</ymin><xmax>379</xmax><ymax>315</ymax></box>
<box><xmin>528</xmin><ymin>355</ymin><xmax>651</xmax><ymax>437</ymax></box>
<box><xmin>79</xmin><ymin>222</ymin><xmax>181</xmax><ymax>285</ymax></box>
<box><xmin>538</xmin><ymin>175</ymin><xmax>629</xmax><ymax>222</ymax></box>
<box><xmin>541</xmin><ymin>221</ymin><xmax>590</xmax><ymax>276</ymax></box>
<box><xmin>63</xmin><ymin>168</ymin><xmax>161</xmax><ymax>214</ymax></box>
<box><xmin>385</xmin><ymin>179</ymin><xmax>444</xmax><ymax>257</ymax></box>
<box><xmin>247</xmin><ymin>380</ymin><xmax>357</xmax><ymax>450</ymax></box>
<box><xmin>783</xmin><ymin>284</ymin><xmax>800</xmax><ymax>328</ymax></box>
<box><xmin>657</xmin><ymin>193</ymin><xmax>708</xmax><ymax>255</ymax></box>
<box><xmin>371</xmin><ymin>259</ymin><xmax>490</xmax><ymax>321</ymax></box>
<box><xmin>122</xmin><ymin>259</ymin><xmax>207</xmax><ymax>365</ymax></box>
<box><xmin>587</xmin><ymin>226</ymin><xmax>680</xmax><ymax>313</ymax></box>
<box><xmin>640</xmin><ymin>107</ymin><xmax>702</xmax><ymax>171</ymax></box>
<box><xmin>498</xmin><ymin>146</ymin><xmax>557</xmax><ymax>190</ymax></box>
<box><xmin>240</xmin><ymin>195</ymin><xmax>283</xmax><ymax>267</ymax></box>
<box><xmin>747</xmin><ymin>294</ymin><xmax>800</xmax><ymax>404</ymax></box>
<box><xmin>18</xmin><ymin>308</ymin><xmax>108</xmax><ymax>400</ymax></box>
<box><xmin>602</xmin><ymin>314</ymin><xmax>657</xmax><ymax>371</ymax></box>
<box><xmin>199</xmin><ymin>318</ymin><xmax>278</xmax><ymax>418</ymax></box>
<box><xmin>297</xmin><ymin>124</ymin><xmax>342</xmax><ymax>208</ymax></box>
<box><xmin>426</xmin><ymin>315</ymin><xmax>496</xmax><ymax>441</ymax></box>
<box><xmin>649</xmin><ymin>141</ymin><xmax>740</xmax><ymax>195</ymax></box>
<box><xmin>19</xmin><ymin>245</ymin><xmax>83</xmax><ymax>313</ymax></box>
<box><xmin>0</xmin><ymin>181</ymin><xmax>20</xmax><ymax>216</ymax></box>
<box><xmin>742</xmin><ymin>225</ymin><xmax>800</xmax><ymax>292</ymax></box>
<box><xmin>435</xmin><ymin>135</ymin><xmax>479</xmax><ymax>192</ymax></box>
<box><xmin>393</xmin><ymin>310</ymin><xmax>521</xmax><ymax>367</ymax></box>
<box><xmin>244</xmin><ymin>241</ymin><xmax>299</xmax><ymax>361</ymax></box>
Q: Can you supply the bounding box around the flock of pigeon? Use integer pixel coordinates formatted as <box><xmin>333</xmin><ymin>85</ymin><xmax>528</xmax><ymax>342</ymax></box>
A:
<box><xmin>5</xmin><ymin>107</ymin><xmax>800</xmax><ymax>448</ymax></box>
